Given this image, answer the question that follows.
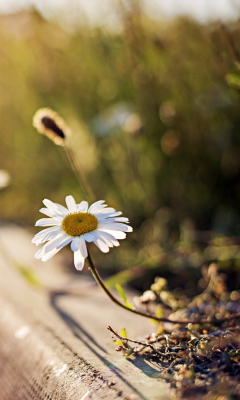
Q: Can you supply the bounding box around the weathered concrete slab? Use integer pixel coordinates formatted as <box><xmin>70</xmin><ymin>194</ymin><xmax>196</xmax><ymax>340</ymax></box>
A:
<box><xmin>0</xmin><ymin>224</ymin><xmax>171</xmax><ymax>400</ymax></box>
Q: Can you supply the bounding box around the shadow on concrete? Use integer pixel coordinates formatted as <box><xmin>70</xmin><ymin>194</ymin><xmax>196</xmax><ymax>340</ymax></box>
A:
<box><xmin>50</xmin><ymin>291</ymin><xmax>107</xmax><ymax>354</ymax></box>
<box><xmin>128</xmin><ymin>357</ymin><xmax>162</xmax><ymax>379</ymax></box>
<box><xmin>50</xmin><ymin>292</ymin><xmax>149</xmax><ymax>400</ymax></box>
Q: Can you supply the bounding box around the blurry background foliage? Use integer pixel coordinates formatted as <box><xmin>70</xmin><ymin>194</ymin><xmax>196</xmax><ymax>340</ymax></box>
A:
<box><xmin>1</xmin><ymin>3</ymin><xmax>240</xmax><ymax>292</ymax></box>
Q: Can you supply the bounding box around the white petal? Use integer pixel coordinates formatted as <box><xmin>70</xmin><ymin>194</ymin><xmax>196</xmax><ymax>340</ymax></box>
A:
<box><xmin>98</xmin><ymin>229</ymin><xmax>126</xmax><ymax>240</ymax></box>
<box><xmin>35</xmin><ymin>241</ymin><xmax>44</xmax><ymax>247</ymax></box>
<box><xmin>34</xmin><ymin>229</ymin><xmax>62</xmax><ymax>245</ymax></box>
<box><xmin>96</xmin><ymin>207</ymin><xmax>117</xmax><ymax>214</ymax></box>
<box><xmin>65</xmin><ymin>195</ymin><xmax>77</xmax><ymax>212</ymax></box>
<box><xmin>56</xmin><ymin>236</ymin><xmax>72</xmax><ymax>250</ymax></box>
<box><xmin>79</xmin><ymin>236</ymin><xmax>88</xmax><ymax>258</ymax></box>
<box><xmin>42</xmin><ymin>198</ymin><xmax>58</xmax><ymax>211</ymax></box>
<box><xmin>82</xmin><ymin>232</ymin><xmax>96</xmax><ymax>243</ymax></box>
<box><xmin>71</xmin><ymin>237</ymin><xmax>81</xmax><ymax>252</ymax></box>
<box><xmin>96</xmin><ymin>211</ymin><xmax>122</xmax><ymax>218</ymax></box>
<box><xmin>98</xmin><ymin>222</ymin><xmax>133</xmax><ymax>232</ymax></box>
<box><xmin>77</xmin><ymin>201</ymin><xmax>89</xmax><ymax>212</ymax></box>
<box><xmin>91</xmin><ymin>204</ymin><xmax>107</xmax><ymax>213</ymax></box>
<box><xmin>91</xmin><ymin>206</ymin><xmax>108</xmax><ymax>216</ymax></box>
<box><xmin>35</xmin><ymin>247</ymin><xmax>45</xmax><ymax>259</ymax></box>
<box><xmin>97</xmin><ymin>209</ymin><xmax>123</xmax><ymax>216</ymax></box>
<box><xmin>39</xmin><ymin>208</ymin><xmax>55</xmax><ymax>217</ymax></box>
<box><xmin>43</xmin><ymin>199</ymin><xmax>68</xmax><ymax>216</ymax></box>
<box><xmin>96</xmin><ymin>231</ymin><xmax>119</xmax><ymax>247</ymax></box>
<box><xmin>42</xmin><ymin>247</ymin><xmax>61</xmax><ymax>262</ymax></box>
<box><xmin>35</xmin><ymin>217</ymin><xmax>62</xmax><ymax>227</ymax></box>
<box><xmin>93</xmin><ymin>236</ymin><xmax>110</xmax><ymax>253</ymax></box>
<box><xmin>74</xmin><ymin>250</ymin><xmax>85</xmax><ymax>271</ymax></box>
<box><xmin>88</xmin><ymin>200</ymin><xmax>105</xmax><ymax>213</ymax></box>
<box><xmin>97</xmin><ymin>216</ymin><xmax>129</xmax><ymax>223</ymax></box>
<box><xmin>52</xmin><ymin>203</ymin><xmax>69</xmax><ymax>215</ymax></box>
<box><xmin>32</xmin><ymin>226</ymin><xmax>61</xmax><ymax>243</ymax></box>
<box><xmin>44</xmin><ymin>233</ymin><xmax>69</xmax><ymax>253</ymax></box>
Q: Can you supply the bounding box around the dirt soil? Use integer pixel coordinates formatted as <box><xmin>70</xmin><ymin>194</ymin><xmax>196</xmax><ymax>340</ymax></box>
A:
<box><xmin>110</xmin><ymin>265</ymin><xmax>240</xmax><ymax>400</ymax></box>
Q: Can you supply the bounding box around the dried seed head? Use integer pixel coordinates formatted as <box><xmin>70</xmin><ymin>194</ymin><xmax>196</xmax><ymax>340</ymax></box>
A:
<box><xmin>139</xmin><ymin>290</ymin><xmax>156</xmax><ymax>304</ymax></box>
<box><xmin>151</xmin><ymin>277</ymin><xmax>167</xmax><ymax>294</ymax></box>
<box><xmin>33</xmin><ymin>108</ymin><xmax>71</xmax><ymax>145</ymax></box>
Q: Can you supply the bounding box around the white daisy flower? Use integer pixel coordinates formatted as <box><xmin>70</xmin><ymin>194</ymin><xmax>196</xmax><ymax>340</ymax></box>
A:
<box><xmin>32</xmin><ymin>195</ymin><xmax>133</xmax><ymax>271</ymax></box>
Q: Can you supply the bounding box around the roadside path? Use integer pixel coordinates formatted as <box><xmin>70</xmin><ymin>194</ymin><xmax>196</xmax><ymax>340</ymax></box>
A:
<box><xmin>0</xmin><ymin>224</ymin><xmax>171</xmax><ymax>400</ymax></box>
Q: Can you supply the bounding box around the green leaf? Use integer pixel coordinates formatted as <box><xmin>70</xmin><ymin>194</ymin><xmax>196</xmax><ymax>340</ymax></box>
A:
<box><xmin>113</xmin><ymin>328</ymin><xmax>128</xmax><ymax>346</ymax></box>
<box><xmin>150</xmin><ymin>305</ymin><xmax>163</xmax><ymax>325</ymax></box>
<box><xmin>155</xmin><ymin>305</ymin><xmax>163</xmax><ymax>318</ymax></box>
<box><xmin>119</xmin><ymin>327</ymin><xmax>127</xmax><ymax>338</ymax></box>
<box><xmin>114</xmin><ymin>340</ymin><xmax>123</xmax><ymax>345</ymax></box>
<box><xmin>115</xmin><ymin>283</ymin><xmax>132</xmax><ymax>308</ymax></box>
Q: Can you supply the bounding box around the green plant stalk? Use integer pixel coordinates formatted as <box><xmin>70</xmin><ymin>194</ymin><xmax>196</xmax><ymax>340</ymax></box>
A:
<box><xmin>65</xmin><ymin>144</ymin><xmax>96</xmax><ymax>203</ymax></box>
<box><xmin>86</xmin><ymin>252</ymin><xmax>240</xmax><ymax>326</ymax></box>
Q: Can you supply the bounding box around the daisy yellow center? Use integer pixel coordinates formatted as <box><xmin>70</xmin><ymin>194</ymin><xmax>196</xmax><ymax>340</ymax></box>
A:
<box><xmin>62</xmin><ymin>212</ymin><xmax>98</xmax><ymax>237</ymax></box>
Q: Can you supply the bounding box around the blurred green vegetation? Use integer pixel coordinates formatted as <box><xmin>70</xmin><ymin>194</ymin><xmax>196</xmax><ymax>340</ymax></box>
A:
<box><xmin>1</xmin><ymin>6</ymin><xmax>240</xmax><ymax>282</ymax></box>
